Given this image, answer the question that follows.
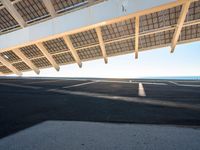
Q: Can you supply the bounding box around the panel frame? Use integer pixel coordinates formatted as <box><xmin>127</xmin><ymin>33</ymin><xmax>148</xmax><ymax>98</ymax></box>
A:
<box><xmin>0</xmin><ymin>55</ymin><xmax>22</xmax><ymax>75</ymax></box>
<box><xmin>1</xmin><ymin>0</ymin><xmax>26</xmax><ymax>27</ymax></box>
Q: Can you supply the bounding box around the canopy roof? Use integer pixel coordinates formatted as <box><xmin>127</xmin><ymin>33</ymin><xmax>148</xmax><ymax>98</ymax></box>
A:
<box><xmin>0</xmin><ymin>0</ymin><xmax>199</xmax><ymax>75</ymax></box>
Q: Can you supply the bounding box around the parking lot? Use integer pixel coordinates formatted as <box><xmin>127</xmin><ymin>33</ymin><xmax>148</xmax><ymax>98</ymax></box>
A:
<box><xmin>0</xmin><ymin>77</ymin><xmax>200</xmax><ymax>139</ymax></box>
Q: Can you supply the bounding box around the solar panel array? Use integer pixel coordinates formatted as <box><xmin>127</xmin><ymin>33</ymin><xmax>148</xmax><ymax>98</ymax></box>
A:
<box><xmin>0</xmin><ymin>0</ymin><xmax>104</xmax><ymax>34</ymax></box>
<box><xmin>0</xmin><ymin>0</ymin><xmax>199</xmax><ymax>75</ymax></box>
<box><xmin>51</xmin><ymin>0</ymin><xmax>87</xmax><ymax>13</ymax></box>
<box><xmin>0</xmin><ymin>8</ymin><xmax>20</xmax><ymax>32</ymax></box>
<box><xmin>13</xmin><ymin>0</ymin><xmax>50</xmax><ymax>24</ymax></box>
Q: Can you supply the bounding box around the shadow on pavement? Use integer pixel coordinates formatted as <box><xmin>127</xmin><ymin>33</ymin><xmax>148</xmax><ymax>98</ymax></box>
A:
<box><xmin>0</xmin><ymin>84</ymin><xmax>200</xmax><ymax>139</ymax></box>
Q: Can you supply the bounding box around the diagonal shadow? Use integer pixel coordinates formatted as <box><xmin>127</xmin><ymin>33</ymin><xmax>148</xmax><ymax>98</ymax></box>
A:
<box><xmin>0</xmin><ymin>84</ymin><xmax>200</xmax><ymax>139</ymax></box>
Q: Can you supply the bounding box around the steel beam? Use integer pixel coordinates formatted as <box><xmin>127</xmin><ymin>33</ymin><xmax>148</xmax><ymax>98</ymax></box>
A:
<box><xmin>14</xmin><ymin>49</ymin><xmax>40</xmax><ymax>74</ymax></box>
<box><xmin>36</xmin><ymin>43</ymin><xmax>60</xmax><ymax>71</ymax></box>
<box><xmin>0</xmin><ymin>56</ymin><xmax>22</xmax><ymax>76</ymax></box>
<box><xmin>171</xmin><ymin>0</ymin><xmax>191</xmax><ymax>53</ymax></box>
<box><xmin>42</xmin><ymin>0</ymin><xmax>56</xmax><ymax>17</ymax></box>
<box><xmin>95</xmin><ymin>27</ymin><xmax>108</xmax><ymax>64</ymax></box>
<box><xmin>135</xmin><ymin>16</ymin><xmax>139</xmax><ymax>59</ymax></box>
<box><xmin>63</xmin><ymin>36</ymin><xmax>82</xmax><ymax>68</ymax></box>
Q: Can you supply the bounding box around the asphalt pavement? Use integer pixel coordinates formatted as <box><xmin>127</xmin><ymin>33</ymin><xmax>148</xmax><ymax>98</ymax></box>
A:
<box><xmin>0</xmin><ymin>77</ymin><xmax>200</xmax><ymax>139</ymax></box>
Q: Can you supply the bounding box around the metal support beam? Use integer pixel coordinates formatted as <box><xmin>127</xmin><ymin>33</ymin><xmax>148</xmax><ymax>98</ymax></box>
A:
<box><xmin>1</xmin><ymin>0</ymin><xmax>26</xmax><ymax>28</ymax></box>
<box><xmin>171</xmin><ymin>0</ymin><xmax>191</xmax><ymax>53</ymax></box>
<box><xmin>11</xmin><ymin>0</ymin><xmax>22</xmax><ymax>5</ymax></box>
<box><xmin>42</xmin><ymin>0</ymin><xmax>56</xmax><ymax>17</ymax></box>
<box><xmin>95</xmin><ymin>27</ymin><xmax>108</xmax><ymax>64</ymax></box>
<box><xmin>1</xmin><ymin>0</ymin><xmax>195</xmax><ymax>51</ymax></box>
<box><xmin>14</xmin><ymin>49</ymin><xmax>40</xmax><ymax>74</ymax></box>
<box><xmin>36</xmin><ymin>43</ymin><xmax>60</xmax><ymax>71</ymax></box>
<box><xmin>63</xmin><ymin>36</ymin><xmax>82</xmax><ymax>68</ymax></box>
<box><xmin>135</xmin><ymin>16</ymin><xmax>139</xmax><ymax>59</ymax></box>
<box><xmin>0</xmin><ymin>56</ymin><xmax>22</xmax><ymax>76</ymax></box>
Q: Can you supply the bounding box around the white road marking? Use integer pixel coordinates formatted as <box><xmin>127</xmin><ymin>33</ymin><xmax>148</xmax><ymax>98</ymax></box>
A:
<box><xmin>93</xmin><ymin>80</ymin><xmax>167</xmax><ymax>85</ymax></box>
<box><xmin>139</xmin><ymin>82</ymin><xmax>167</xmax><ymax>85</ymax></box>
<box><xmin>0</xmin><ymin>83</ymin><xmax>42</xmax><ymax>89</ymax></box>
<box><xmin>169</xmin><ymin>81</ymin><xmax>200</xmax><ymax>87</ymax></box>
<box><xmin>27</xmin><ymin>79</ymin><xmax>91</xmax><ymax>84</ymax></box>
<box><xmin>175</xmin><ymin>80</ymin><xmax>200</xmax><ymax>83</ymax></box>
<box><xmin>63</xmin><ymin>81</ymin><xmax>98</xmax><ymax>89</ymax></box>
<box><xmin>27</xmin><ymin>80</ymin><xmax>62</xmax><ymax>84</ymax></box>
<box><xmin>138</xmin><ymin>83</ymin><xmax>146</xmax><ymax>97</ymax></box>
<box><xmin>47</xmin><ymin>89</ymin><xmax>200</xmax><ymax>111</ymax></box>
<box><xmin>94</xmin><ymin>80</ymin><xmax>133</xmax><ymax>84</ymax></box>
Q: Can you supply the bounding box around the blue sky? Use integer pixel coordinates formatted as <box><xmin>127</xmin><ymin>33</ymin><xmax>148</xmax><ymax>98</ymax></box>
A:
<box><xmin>11</xmin><ymin>41</ymin><xmax>200</xmax><ymax>78</ymax></box>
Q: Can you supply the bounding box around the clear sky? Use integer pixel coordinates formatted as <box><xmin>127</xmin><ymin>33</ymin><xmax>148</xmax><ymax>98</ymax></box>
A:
<box><xmin>9</xmin><ymin>41</ymin><xmax>200</xmax><ymax>78</ymax></box>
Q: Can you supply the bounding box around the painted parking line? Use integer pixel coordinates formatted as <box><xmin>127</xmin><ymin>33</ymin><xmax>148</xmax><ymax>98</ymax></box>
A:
<box><xmin>47</xmin><ymin>89</ymin><xmax>200</xmax><ymax>111</ymax></box>
<box><xmin>140</xmin><ymin>82</ymin><xmax>167</xmax><ymax>85</ymax></box>
<box><xmin>63</xmin><ymin>81</ymin><xmax>98</xmax><ymax>89</ymax></box>
<box><xmin>133</xmin><ymin>81</ymin><xmax>167</xmax><ymax>85</ymax></box>
<box><xmin>174</xmin><ymin>80</ymin><xmax>200</xmax><ymax>83</ymax></box>
<box><xmin>169</xmin><ymin>81</ymin><xmax>200</xmax><ymax>87</ymax></box>
<box><xmin>27</xmin><ymin>80</ymin><xmax>63</xmax><ymax>84</ymax></box>
<box><xmin>138</xmin><ymin>83</ymin><xmax>146</xmax><ymax>97</ymax></box>
<box><xmin>93</xmin><ymin>80</ymin><xmax>167</xmax><ymax>85</ymax></box>
<box><xmin>0</xmin><ymin>83</ymin><xmax>42</xmax><ymax>89</ymax></box>
<box><xmin>93</xmin><ymin>80</ymin><xmax>134</xmax><ymax>84</ymax></box>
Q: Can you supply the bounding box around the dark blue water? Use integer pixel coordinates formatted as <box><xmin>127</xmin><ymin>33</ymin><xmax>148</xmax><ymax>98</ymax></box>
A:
<box><xmin>141</xmin><ymin>76</ymin><xmax>200</xmax><ymax>80</ymax></box>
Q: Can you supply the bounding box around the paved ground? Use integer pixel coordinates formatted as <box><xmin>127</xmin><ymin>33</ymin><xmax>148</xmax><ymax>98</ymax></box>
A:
<box><xmin>0</xmin><ymin>77</ymin><xmax>200</xmax><ymax>140</ymax></box>
<box><xmin>1</xmin><ymin>121</ymin><xmax>200</xmax><ymax>150</ymax></box>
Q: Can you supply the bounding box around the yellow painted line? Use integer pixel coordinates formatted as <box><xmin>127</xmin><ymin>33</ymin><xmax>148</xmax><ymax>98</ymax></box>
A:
<box><xmin>138</xmin><ymin>83</ymin><xmax>146</xmax><ymax>97</ymax></box>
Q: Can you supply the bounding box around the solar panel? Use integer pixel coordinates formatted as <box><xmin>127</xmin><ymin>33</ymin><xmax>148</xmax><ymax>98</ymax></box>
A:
<box><xmin>186</xmin><ymin>1</ymin><xmax>200</xmax><ymax>21</ymax></box>
<box><xmin>77</xmin><ymin>46</ymin><xmax>102</xmax><ymax>60</ymax></box>
<box><xmin>140</xmin><ymin>5</ymin><xmax>182</xmax><ymax>32</ymax></box>
<box><xmin>140</xmin><ymin>11</ymin><xmax>165</xmax><ymax>32</ymax></box>
<box><xmin>101</xmin><ymin>19</ymin><xmax>135</xmax><ymax>41</ymax></box>
<box><xmin>12</xmin><ymin>61</ymin><xmax>31</xmax><ymax>71</ymax></box>
<box><xmin>13</xmin><ymin>0</ymin><xmax>50</xmax><ymax>23</ymax></box>
<box><xmin>0</xmin><ymin>65</ymin><xmax>12</xmax><ymax>74</ymax></box>
<box><xmin>52</xmin><ymin>52</ymin><xmax>75</xmax><ymax>64</ymax></box>
<box><xmin>180</xmin><ymin>24</ymin><xmax>200</xmax><ymax>41</ymax></box>
<box><xmin>0</xmin><ymin>8</ymin><xmax>20</xmax><ymax>32</ymax></box>
<box><xmin>139</xmin><ymin>29</ymin><xmax>174</xmax><ymax>49</ymax></box>
<box><xmin>20</xmin><ymin>44</ymin><xmax>43</xmax><ymax>59</ymax></box>
<box><xmin>0</xmin><ymin>50</ymin><xmax>21</xmax><ymax>63</ymax></box>
<box><xmin>70</xmin><ymin>29</ymin><xmax>99</xmax><ymax>48</ymax></box>
<box><xmin>105</xmin><ymin>39</ymin><xmax>134</xmax><ymax>56</ymax></box>
<box><xmin>43</xmin><ymin>37</ymin><xmax>69</xmax><ymax>54</ymax></box>
<box><xmin>164</xmin><ymin>5</ymin><xmax>182</xmax><ymax>26</ymax></box>
<box><xmin>31</xmin><ymin>57</ymin><xmax>52</xmax><ymax>68</ymax></box>
<box><xmin>51</xmin><ymin>0</ymin><xmax>87</xmax><ymax>13</ymax></box>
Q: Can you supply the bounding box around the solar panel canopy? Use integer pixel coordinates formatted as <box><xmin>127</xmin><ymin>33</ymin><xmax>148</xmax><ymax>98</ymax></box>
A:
<box><xmin>0</xmin><ymin>0</ymin><xmax>199</xmax><ymax>75</ymax></box>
